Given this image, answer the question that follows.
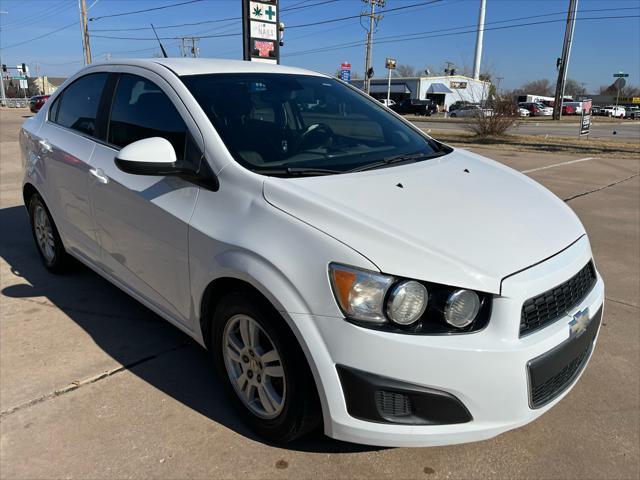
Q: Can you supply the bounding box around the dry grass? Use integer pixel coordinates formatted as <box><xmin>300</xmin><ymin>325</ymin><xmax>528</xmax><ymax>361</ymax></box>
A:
<box><xmin>423</xmin><ymin>130</ymin><xmax>640</xmax><ymax>159</ymax></box>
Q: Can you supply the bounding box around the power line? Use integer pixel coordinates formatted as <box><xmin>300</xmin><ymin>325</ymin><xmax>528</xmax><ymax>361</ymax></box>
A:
<box><xmin>283</xmin><ymin>13</ymin><xmax>640</xmax><ymax>58</ymax></box>
<box><xmin>1</xmin><ymin>21</ymin><xmax>78</xmax><ymax>50</ymax></box>
<box><xmin>0</xmin><ymin>1</ymin><xmax>73</xmax><ymax>31</ymax></box>
<box><xmin>89</xmin><ymin>0</ymin><xmax>202</xmax><ymax>22</ymax></box>
<box><xmin>90</xmin><ymin>0</ymin><xmax>339</xmax><ymax>32</ymax></box>
<box><xmin>287</xmin><ymin>0</ymin><xmax>442</xmax><ymax>29</ymax></box>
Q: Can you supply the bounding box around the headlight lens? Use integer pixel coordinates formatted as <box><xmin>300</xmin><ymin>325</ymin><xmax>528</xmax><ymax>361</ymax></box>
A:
<box><xmin>329</xmin><ymin>264</ymin><xmax>394</xmax><ymax>323</ymax></box>
<box><xmin>386</xmin><ymin>280</ymin><xmax>428</xmax><ymax>325</ymax></box>
<box><xmin>330</xmin><ymin>263</ymin><xmax>490</xmax><ymax>333</ymax></box>
<box><xmin>444</xmin><ymin>289</ymin><xmax>480</xmax><ymax>328</ymax></box>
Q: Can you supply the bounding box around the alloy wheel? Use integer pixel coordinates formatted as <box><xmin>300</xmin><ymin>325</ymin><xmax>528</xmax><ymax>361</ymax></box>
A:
<box><xmin>222</xmin><ymin>314</ymin><xmax>286</xmax><ymax>419</ymax></box>
<box><xmin>33</xmin><ymin>205</ymin><xmax>55</xmax><ymax>263</ymax></box>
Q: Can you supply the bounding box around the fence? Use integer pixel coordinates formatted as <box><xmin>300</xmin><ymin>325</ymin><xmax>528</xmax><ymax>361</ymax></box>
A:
<box><xmin>1</xmin><ymin>98</ymin><xmax>30</xmax><ymax>108</ymax></box>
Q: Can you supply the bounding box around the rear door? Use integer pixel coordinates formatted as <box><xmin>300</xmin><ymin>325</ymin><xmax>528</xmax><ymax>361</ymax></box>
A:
<box><xmin>89</xmin><ymin>69</ymin><xmax>203</xmax><ymax>326</ymax></box>
<box><xmin>35</xmin><ymin>72</ymin><xmax>109</xmax><ymax>262</ymax></box>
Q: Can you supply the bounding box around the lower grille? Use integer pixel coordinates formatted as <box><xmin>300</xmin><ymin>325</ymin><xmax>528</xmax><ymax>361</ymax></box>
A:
<box><xmin>520</xmin><ymin>261</ymin><xmax>597</xmax><ymax>336</ymax></box>
<box><xmin>376</xmin><ymin>390</ymin><xmax>412</xmax><ymax>418</ymax></box>
<box><xmin>530</xmin><ymin>345</ymin><xmax>591</xmax><ymax>407</ymax></box>
<box><xmin>528</xmin><ymin>306</ymin><xmax>602</xmax><ymax>409</ymax></box>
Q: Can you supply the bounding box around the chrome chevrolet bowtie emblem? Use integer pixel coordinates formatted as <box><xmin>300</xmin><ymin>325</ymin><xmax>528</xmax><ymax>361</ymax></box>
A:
<box><xmin>569</xmin><ymin>307</ymin><xmax>590</xmax><ymax>338</ymax></box>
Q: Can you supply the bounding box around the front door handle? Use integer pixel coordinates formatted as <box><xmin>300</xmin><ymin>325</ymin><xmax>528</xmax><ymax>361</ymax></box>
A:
<box><xmin>89</xmin><ymin>168</ymin><xmax>109</xmax><ymax>184</ymax></box>
<box><xmin>38</xmin><ymin>139</ymin><xmax>52</xmax><ymax>153</ymax></box>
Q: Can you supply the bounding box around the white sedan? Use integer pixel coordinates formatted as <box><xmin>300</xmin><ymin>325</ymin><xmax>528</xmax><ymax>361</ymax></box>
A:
<box><xmin>20</xmin><ymin>58</ymin><xmax>604</xmax><ymax>447</ymax></box>
<box><xmin>449</xmin><ymin>105</ymin><xmax>493</xmax><ymax>118</ymax></box>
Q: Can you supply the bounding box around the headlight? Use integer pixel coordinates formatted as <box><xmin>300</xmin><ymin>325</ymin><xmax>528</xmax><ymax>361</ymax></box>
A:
<box><xmin>329</xmin><ymin>264</ymin><xmax>394</xmax><ymax>323</ymax></box>
<box><xmin>444</xmin><ymin>289</ymin><xmax>480</xmax><ymax>328</ymax></box>
<box><xmin>386</xmin><ymin>280</ymin><xmax>428</xmax><ymax>325</ymax></box>
<box><xmin>329</xmin><ymin>263</ymin><xmax>491</xmax><ymax>334</ymax></box>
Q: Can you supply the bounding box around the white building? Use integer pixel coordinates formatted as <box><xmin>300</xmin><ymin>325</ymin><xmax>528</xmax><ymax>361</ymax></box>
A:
<box><xmin>351</xmin><ymin>75</ymin><xmax>491</xmax><ymax>110</ymax></box>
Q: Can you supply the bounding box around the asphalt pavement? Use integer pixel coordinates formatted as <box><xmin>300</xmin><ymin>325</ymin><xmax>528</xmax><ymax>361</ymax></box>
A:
<box><xmin>411</xmin><ymin>117</ymin><xmax>640</xmax><ymax>140</ymax></box>
<box><xmin>1</xmin><ymin>109</ymin><xmax>639</xmax><ymax>479</ymax></box>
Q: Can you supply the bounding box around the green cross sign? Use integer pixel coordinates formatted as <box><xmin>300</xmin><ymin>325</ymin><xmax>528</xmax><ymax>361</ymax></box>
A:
<box><xmin>265</xmin><ymin>5</ymin><xmax>276</xmax><ymax>21</ymax></box>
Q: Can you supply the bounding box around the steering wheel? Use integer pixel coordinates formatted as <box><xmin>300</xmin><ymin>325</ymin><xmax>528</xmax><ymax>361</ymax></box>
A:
<box><xmin>297</xmin><ymin>123</ymin><xmax>335</xmax><ymax>151</ymax></box>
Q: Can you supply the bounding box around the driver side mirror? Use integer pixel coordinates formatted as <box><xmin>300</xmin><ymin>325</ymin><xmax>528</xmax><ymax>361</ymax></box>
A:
<box><xmin>115</xmin><ymin>137</ymin><xmax>188</xmax><ymax>176</ymax></box>
<box><xmin>115</xmin><ymin>137</ymin><xmax>219</xmax><ymax>191</ymax></box>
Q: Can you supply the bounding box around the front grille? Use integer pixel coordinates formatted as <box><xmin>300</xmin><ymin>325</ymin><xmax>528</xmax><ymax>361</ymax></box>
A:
<box><xmin>520</xmin><ymin>261</ymin><xmax>596</xmax><ymax>336</ymax></box>
<box><xmin>530</xmin><ymin>343</ymin><xmax>591</xmax><ymax>408</ymax></box>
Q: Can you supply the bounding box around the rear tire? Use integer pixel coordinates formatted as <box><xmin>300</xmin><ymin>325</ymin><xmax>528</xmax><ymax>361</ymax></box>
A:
<box><xmin>211</xmin><ymin>290</ymin><xmax>321</xmax><ymax>443</ymax></box>
<box><xmin>28</xmin><ymin>193</ymin><xmax>71</xmax><ymax>273</ymax></box>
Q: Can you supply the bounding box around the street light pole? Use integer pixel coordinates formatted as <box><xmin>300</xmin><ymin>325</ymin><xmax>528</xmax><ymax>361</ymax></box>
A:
<box><xmin>385</xmin><ymin>57</ymin><xmax>396</xmax><ymax>104</ymax></box>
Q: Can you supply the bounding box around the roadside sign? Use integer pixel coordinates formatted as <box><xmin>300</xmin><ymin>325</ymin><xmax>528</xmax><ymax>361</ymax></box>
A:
<box><xmin>613</xmin><ymin>72</ymin><xmax>629</xmax><ymax>78</ymax></box>
<box><xmin>243</xmin><ymin>0</ymin><xmax>279</xmax><ymax>64</ymax></box>
<box><xmin>340</xmin><ymin>62</ymin><xmax>351</xmax><ymax>82</ymax></box>
<box><xmin>19</xmin><ymin>79</ymin><xmax>28</xmax><ymax>89</ymax></box>
<box><xmin>385</xmin><ymin>58</ymin><xmax>397</xmax><ymax>69</ymax></box>
<box><xmin>580</xmin><ymin>99</ymin><xmax>592</xmax><ymax>137</ymax></box>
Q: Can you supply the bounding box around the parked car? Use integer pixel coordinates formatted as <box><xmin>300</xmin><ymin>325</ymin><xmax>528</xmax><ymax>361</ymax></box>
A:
<box><xmin>389</xmin><ymin>98</ymin><xmax>437</xmax><ymax>116</ymax></box>
<box><xmin>378</xmin><ymin>98</ymin><xmax>396</xmax><ymax>107</ymax></box>
<box><xmin>29</xmin><ymin>95</ymin><xmax>50</xmax><ymax>113</ymax></box>
<box><xmin>449</xmin><ymin>105</ymin><xmax>493</xmax><ymax>118</ymax></box>
<box><xmin>449</xmin><ymin>100</ymin><xmax>472</xmax><ymax>112</ymax></box>
<box><xmin>517</xmin><ymin>107</ymin><xmax>531</xmax><ymax>117</ymax></box>
<box><xmin>599</xmin><ymin>105</ymin><xmax>626</xmax><ymax>118</ymax></box>
<box><xmin>564</xmin><ymin>101</ymin><xmax>583</xmax><ymax>115</ymax></box>
<box><xmin>20</xmin><ymin>58</ymin><xmax>604</xmax><ymax>447</ymax></box>
<box><xmin>624</xmin><ymin>106</ymin><xmax>640</xmax><ymax>119</ymax></box>
<box><xmin>519</xmin><ymin>102</ymin><xmax>553</xmax><ymax>116</ymax></box>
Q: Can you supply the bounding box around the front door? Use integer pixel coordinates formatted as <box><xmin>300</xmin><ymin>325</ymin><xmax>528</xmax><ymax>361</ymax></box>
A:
<box><xmin>89</xmin><ymin>71</ymin><xmax>204</xmax><ymax>327</ymax></box>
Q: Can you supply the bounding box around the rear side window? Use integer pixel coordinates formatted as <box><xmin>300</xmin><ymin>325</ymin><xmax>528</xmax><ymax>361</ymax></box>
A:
<box><xmin>108</xmin><ymin>74</ymin><xmax>187</xmax><ymax>160</ymax></box>
<box><xmin>55</xmin><ymin>73</ymin><xmax>108</xmax><ymax>137</ymax></box>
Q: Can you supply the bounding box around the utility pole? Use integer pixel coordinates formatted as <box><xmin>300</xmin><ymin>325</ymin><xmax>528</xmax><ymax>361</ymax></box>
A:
<box><xmin>179</xmin><ymin>37</ymin><xmax>200</xmax><ymax>58</ymax></box>
<box><xmin>78</xmin><ymin>0</ymin><xmax>92</xmax><ymax>65</ymax></box>
<box><xmin>472</xmin><ymin>0</ymin><xmax>486</xmax><ymax>80</ymax></box>
<box><xmin>361</xmin><ymin>0</ymin><xmax>384</xmax><ymax>95</ymax></box>
<box><xmin>0</xmin><ymin>65</ymin><xmax>6</xmax><ymax>107</ymax></box>
<box><xmin>552</xmin><ymin>0</ymin><xmax>578</xmax><ymax>120</ymax></box>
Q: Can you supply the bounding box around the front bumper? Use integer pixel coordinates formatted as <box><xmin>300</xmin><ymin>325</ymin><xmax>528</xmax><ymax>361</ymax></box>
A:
<box><xmin>288</xmin><ymin>236</ymin><xmax>604</xmax><ymax>447</ymax></box>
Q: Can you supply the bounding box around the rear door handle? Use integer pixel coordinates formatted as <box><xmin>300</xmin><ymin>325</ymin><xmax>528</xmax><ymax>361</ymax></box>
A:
<box><xmin>38</xmin><ymin>139</ymin><xmax>52</xmax><ymax>153</ymax></box>
<box><xmin>89</xmin><ymin>168</ymin><xmax>109</xmax><ymax>184</ymax></box>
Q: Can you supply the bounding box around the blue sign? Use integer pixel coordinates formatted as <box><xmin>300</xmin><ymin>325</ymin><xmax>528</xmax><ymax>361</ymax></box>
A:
<box><xmin>340</xmin><ymin>69</ymin><xmax>351</xmax><ymax>82</ymax></box>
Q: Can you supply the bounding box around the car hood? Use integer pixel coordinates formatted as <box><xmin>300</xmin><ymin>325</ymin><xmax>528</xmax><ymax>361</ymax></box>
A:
<box><xmin>262</xmin><ymin>149</ymin><xmax>585</xmax><ymax>294</ymax></box>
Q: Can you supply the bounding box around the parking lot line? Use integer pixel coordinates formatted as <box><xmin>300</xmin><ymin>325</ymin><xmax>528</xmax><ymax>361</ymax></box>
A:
<box><xmin>521</xmin><ymin>157</ymin><xmax>597</xmax><ymax>173</ymax></box>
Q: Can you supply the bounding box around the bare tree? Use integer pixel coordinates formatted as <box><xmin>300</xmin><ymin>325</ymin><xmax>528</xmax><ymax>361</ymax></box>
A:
<box><xmin>519</xmin><ymin>79</ymin><xmax>553</xmax><ymax>96</ymax></box>
<box><xmin>599</xmin><ymin>83</ymin><xmax>640</xmax><ymax>97</ymax></box>
<box><xmin>465</xmin><ymin>100</ymin><xmax>517</xmax><ymax>137</ymax></box>
<box><xmin>393</xmin><ymin>64</ymin><xmax>417</xmax><ymax>77</ymax></box>
<box><xmin>563</xmin><ymin>79</ymin><xmax>587</xmax><ymax>97</ymax></box>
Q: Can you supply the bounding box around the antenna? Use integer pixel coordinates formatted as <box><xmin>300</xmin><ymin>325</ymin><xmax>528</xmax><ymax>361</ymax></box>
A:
<box><xmin>151</xmin><ymin>24</ymin><xmax>168</xmax><ymax>58</ymax></box>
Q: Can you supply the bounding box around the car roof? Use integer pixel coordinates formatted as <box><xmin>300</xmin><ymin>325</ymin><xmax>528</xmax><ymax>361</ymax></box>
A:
<box><xmin>90</xmin><ymin>58</ymin><xmax>326</xmax><ymax>78</ymax></box>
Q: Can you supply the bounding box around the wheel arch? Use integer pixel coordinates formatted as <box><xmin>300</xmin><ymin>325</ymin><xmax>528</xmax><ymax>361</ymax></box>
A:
<box><xmin>23</xmin><ymin>182</ymin><xmax>39</xmax><ymax>208</ymax></box>
<box><xmin>197</xmin><ymin>274</ymin><xmax>329</xmax><ymax>426</ymax></box>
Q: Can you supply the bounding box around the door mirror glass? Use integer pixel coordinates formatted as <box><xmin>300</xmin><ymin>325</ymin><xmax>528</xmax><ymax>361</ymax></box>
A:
<box><xmin>115</xmin><ymin>137</ymin><xmax>180</xmax><ymax>175</ymax></box>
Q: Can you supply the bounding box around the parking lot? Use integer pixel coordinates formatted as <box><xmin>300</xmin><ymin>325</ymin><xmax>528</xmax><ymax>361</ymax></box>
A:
<box><xmin>0</xmin><ymin>107</ymin><xmax>638</xmax><ymax>479</ymax></box>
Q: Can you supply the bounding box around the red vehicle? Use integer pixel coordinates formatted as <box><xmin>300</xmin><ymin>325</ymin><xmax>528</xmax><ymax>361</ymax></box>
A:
<box><xmin>540</xmin><ymin>100</ymin><xmax>576</xmax><ymax>115</ymax></box>
<box><xmin>29</xmin><ymin>95</ymin><xmax>50</xmax><ymax>113</ymax></box>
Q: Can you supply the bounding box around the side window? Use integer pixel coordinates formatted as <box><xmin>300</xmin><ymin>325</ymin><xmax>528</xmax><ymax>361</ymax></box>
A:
<box><xmin>55</xmin><ymin>73</ymin><xmax>108</xmax><ymax>137</ymax></box>
<box><xmin>48</xmin><ymin>95</ymin><xmax>61</xmax><ymax>122</ymax></box>
<box><xmin>108</xmin><ymin>74</ymin><xmax>188</xmax><ymax>160</ymax></box>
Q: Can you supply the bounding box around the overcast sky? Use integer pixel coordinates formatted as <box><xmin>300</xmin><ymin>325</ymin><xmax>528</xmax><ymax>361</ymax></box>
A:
<box><xmin>1</xmin><ymin>0</ymin><xmax>638</xmax><ymax>92</ymax></box>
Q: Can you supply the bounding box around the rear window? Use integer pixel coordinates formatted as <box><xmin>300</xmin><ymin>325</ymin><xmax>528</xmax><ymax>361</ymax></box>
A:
<box><xmin>54</xmin><ymin>73</ymin><xmax>108</xmax><ymax>137</ymax></box>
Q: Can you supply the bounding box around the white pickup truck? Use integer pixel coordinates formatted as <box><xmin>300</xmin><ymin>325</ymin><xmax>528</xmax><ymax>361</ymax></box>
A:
<box><xmin>599</xmin><ymin>105</ymin><xmax>626</xmax><ymax>118</ymax></box>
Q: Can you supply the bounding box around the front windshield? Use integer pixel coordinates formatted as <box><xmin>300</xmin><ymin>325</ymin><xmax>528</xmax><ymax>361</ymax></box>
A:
<box><xmin>182</xmin><ymin>73</ymin><xmax>446</xmax><ymax>175</ymax></box>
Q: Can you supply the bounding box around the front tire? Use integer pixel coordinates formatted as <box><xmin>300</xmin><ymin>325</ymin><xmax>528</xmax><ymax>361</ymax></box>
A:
<box><xmin>28</xmin><ymin>193</ymin><xmax>71</xmax><ymax>273</ymax></box>
<box><xmin>211</xmin><ymin>290</ymin><xmax>321</xmax><ymax>443</ymax></box>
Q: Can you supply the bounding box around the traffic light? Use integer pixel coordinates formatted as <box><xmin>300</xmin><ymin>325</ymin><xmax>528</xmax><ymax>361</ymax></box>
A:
<box><xmin>21</xmin><ymin>63</ymin><xmax>26</xmax><ymax>73</ymax></box>
<box><xmin>1</xmin><ymin>65</ymin><xmax>6</xmax><ymax>73</ymax></box>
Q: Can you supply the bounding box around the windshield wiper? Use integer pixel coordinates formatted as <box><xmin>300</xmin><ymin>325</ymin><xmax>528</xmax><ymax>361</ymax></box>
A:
<box><xmin>347</xmin><ymin>151</ymin><xmax>446</xmax><ymax>173</ymax></box>
<box><xmin>253</xmin><ymin>167</ymin><xmax>343</xmax><ymax>177</ymax></box>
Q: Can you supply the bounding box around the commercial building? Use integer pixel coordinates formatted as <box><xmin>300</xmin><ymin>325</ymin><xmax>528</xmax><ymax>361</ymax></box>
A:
<box><xmin>351</xmin><ymin>74</ymin><xmax>491</xmax><ymax>110</ymax></box>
